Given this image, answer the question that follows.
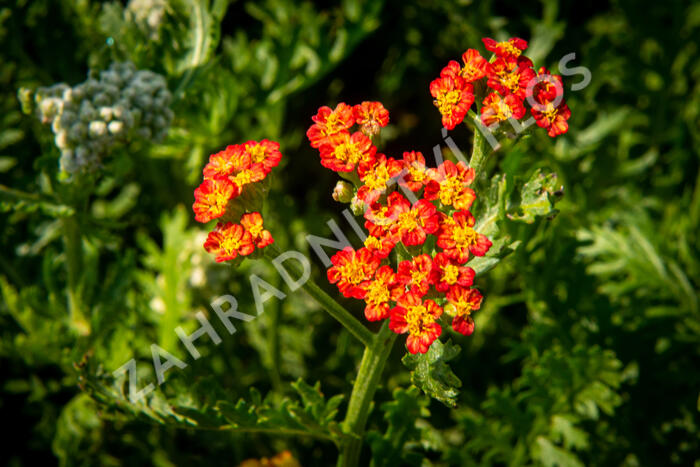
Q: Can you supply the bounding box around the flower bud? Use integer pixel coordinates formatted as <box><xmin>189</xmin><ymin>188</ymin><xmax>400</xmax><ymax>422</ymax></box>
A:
<box><xmin>350</xmin><ymin>194</ymin><xmax>367</xmax><ymax>216</ymax></box>
<box><xmin>332</xmin><ymin>180</ymin><xmax>354</xmax><ymax>203</ymax></box>
<box><xmin>88</xmin><ymin>120</ymin><xmax>107</xmax><ymax>137</ymax></box>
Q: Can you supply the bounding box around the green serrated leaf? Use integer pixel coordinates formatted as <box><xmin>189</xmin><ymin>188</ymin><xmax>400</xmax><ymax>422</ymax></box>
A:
<box><xmin>508</xmin><ymin>169</ymin><xmax>562</xmax><ymax>224</ymax></box>
<box><xmin>402</xmin><ymin>339</ymin><xmax>462</xmax><ymax>407</ymax></box>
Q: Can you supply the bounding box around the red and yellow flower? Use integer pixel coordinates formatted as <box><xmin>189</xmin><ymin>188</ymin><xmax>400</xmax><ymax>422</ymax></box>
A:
<box><xmin>364</xmin><ymin>201</ymin><xmax>397</xmax><ymax>239</ymax></box>
<box><xmin>354</xmin><ymin>101</ymin><xmax>389</xmax><ymax>136</ymax></box>
<box><xmin>306</xmin><ymin>103</ymin><xmax>355</xmax><ymax>148</ymax></box>
<box><xmin>486</xmin><ymin>57</ymin><xmax>535</xmax><ymax>101</ymax></box>
<box><xmin>445</xmin><ymin>285</ymin><xmax>483</xmax><ymax>336</ymax></box>
<box><xmin>363</xmin><ymin>265</ymin><xmax>401</xmax><ymax>321</ymax></box>
<box><xmin>424</xmin><ymin>160</ymin><xmax>476</xmax><ymax>211</ymax></box>
<box><xmin>397</xmin><ymin>254</ymin><xmax>434</xmax><ymax>296</ymax></box>
<box><xmin>230</xmin><ymin>162</ymin><xmax>267</xmax><ymax>189</ymax></box>
<box><xmin>482</xmin><ymin>37</ymin><xmax>528</xmax><ymax>60</ymax></box>
<box><xmin>437</xmin><ymin>210</ymin><xmax>492</xmax><ymax>263</ymax></box>
<box><xmin>460</xmin><ymin>49</ymin><xmax>490</xmax><ymax>82</ymax></box>
<box><xmin>531</xmin><ymin>96</ymin><xmax>571</xmax><ymax>138</ymax></box>
<box><xmin>327</xmin><ymin>247</ymin><xmax>380</xmax><ymax>299</ymax></box>
<box><xmin>319</xmin><ymin>131</ymin><xmax>377</xmax><ymax>173</ymax></box>
<box><xmin>480</xmin><ymin>92</ymin><xmax>526</xmax><ymax>127</ymax></box>
<box><xmin>240</xmin><ymin>212</ymin><xmax>274</xmax><ymax>249</ymax></box>
<box><xmin>363</xmin><ymin>234</ymin><xmax>395</xmax><ymax>260</ymax></box>
<box><xmin>390</xmin><ymin>292</ymin><xmax>443</xmax><ymax>354</ymax></box>
<box><xmin>430</xmin><ymin>74</ymin><xmax>474</xmax><ymax>130</ymax></box>
<box><xmin>388</xmin><ymin>193</ymin><xmax>440</xmax><ymax>246</ymax></box>
<box><xmin>203</xmin><ymin>222</ymin><xmax>255</xmax><ymax>262</ymax></box>
<box><xmin>193</xmin><ymin>177</ymin><xmax>239</xmax><ymax>223</ymax></box>
<box><xmin>430</xmin><ymin>252</ymin><xmax>475</xmax><ymax>293</ymax></box>
<box><xmin>357</xmin><ymin>154</ymin><xmax>403</xmax><ymax>202</ymax></box>
<box><xmin>243</xmin><ymin>139</ymin><xmax>282</xmax><ymax>174</ymax></box>
<box><xmin>399</xmin><ymin>151</ymin><xmax>429</xmax><ymax>192</ymax></box>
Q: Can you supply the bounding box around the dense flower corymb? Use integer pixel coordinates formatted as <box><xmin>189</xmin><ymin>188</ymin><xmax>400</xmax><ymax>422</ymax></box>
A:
<box><xmin>194</xmin><ymin>140</ymin><xmax>282</xmax><ymax>261</ymax></box>
<box><xmin>430</xmin><ymin>35</ymin><xmax>571</xmax><ymax>138</ymax></box>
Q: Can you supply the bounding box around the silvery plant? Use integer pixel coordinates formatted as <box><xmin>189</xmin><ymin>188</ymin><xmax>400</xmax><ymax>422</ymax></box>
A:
<box><xmin>33</xmin><ymin>62</ymin><xmax>174</xmax><ymax>176</ymax></box>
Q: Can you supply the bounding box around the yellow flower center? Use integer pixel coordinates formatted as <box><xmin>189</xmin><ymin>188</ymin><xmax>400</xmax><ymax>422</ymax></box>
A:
<box><xmin>220</xmin><ymin>235</ymin><xmax>242</xmax><ymax>256</ymax></box>
<box><xmin>543</xmin><ymin>103</ymin><xmax>559</xmax><ymax>123</ymax></box>
<box><xmin>364</xmin><ymin>236</ymin><xmax>381</xmax><ymax>249</ymax></box>
<box><xmin>366</xmin><ymin>280</ymin><xmax>390</xmax><ymax>306</ymax></box>
<box><xmin>408</xmin><ymin>164</ymin><xmax>426</xmax><ymax>183</ymax></box>
<box><xmin>453</xmin><ymin>225</ymin><xmax>477</xmax><ymax>246</ymax></box>
<box><xmin>338</xmin><ymin>260</ymin><xmax>367</xmax><ymax>285</ymax></box>
<box><xmin>405</xmin><ymin>305</ymin><xmax>436</xmax><ymax>336</ymax></box>
<box><xmin>435</xmin><ymin>89</ymin><xmax>462</xmax><ymax>116</ymax></box>
<box><xmin>247</xmin><ymin>145</ymin><xmax>266</xmax><ymax>163</ymax></box>
<box><xmin>233</xmin><ymin>170</ymin><xmax>254</xmax><ymax>187</ymax></box>
<box><xmin>410</xmin><ymin>268</ymin><xmax>428</xmax><ymax>286</ymax></box>
<box><xmin>501</xmin><ymin>42</ymin><xmax>522</xmax><ymax>57</ymax></box>
<box><xmin>364</xmin><ymin>163</ymin><xmax>392</xmax><ymax>190</ymax></box>
<box><xmin>502</xmin><ymin>72</ymin><xmax>520</xmax><ymax>92</ymax></box>
<box><xmin>443</xmin><ymin>264</ymin><xmax>460</xmax><ymax>284</ymax></box>
<box><xmin>248</xmin><ymin>223</ymin><xmax>263</xmax><ymax>238</ymax></box>
<box><xmin>439</xmin><ymin>176</ymin><xmax>465</xmax><ymax>205</ymax></box>
<box><xmin>397</xmin><ymin>211</ymin><xmax>419</xmax><ymax>233</ymax></box>
<box><xmin>333</xmin><ymin>141</ymin><xmax>364</xmax><ymax>165</ymax></box>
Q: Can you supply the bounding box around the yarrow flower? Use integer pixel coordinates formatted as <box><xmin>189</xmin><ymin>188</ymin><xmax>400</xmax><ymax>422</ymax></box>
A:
<box><xmin>438</xmin><ymin>210</ymin><xmax>492</xmax><ymax>263</ymax></box>
<box><xmin>204</xmin><ymin>222</ymin><xmax>254</xmax><ymax>263</ymax></box>
<box><xmin>319</xmin><ymin>131</ymin><xmax>377</xmax><ymax>173</ymax></box>
<box><xmin>307</xmin><ymin>98</ymin><xmax>495</xmax><ymax>354</ymax></box>
<box><xmin>427</xmin><ymin>36</ymin><xmax>571</xmax><ymax>138</ymax></box>
<box><xmin>424</xmin><ymin>160</ymin><xmax>476</xmax><ymax>211</ymax></box>
<box><xmin>193</xmin><ymin>140</ymin><xmax>282</xmax><ymax>261</ymax></box>
<box><xmin>390</xmin><ymin>293</ymin><xmax>443</xmax><ymax>354</ymax></box>
<box><xmin>430</xmin><ymin>74</ymin><xmax>474</xmax><ymax>130</ymax></box>
<box><xmin>354</xmin><ymin>101</ymin><xmax>389</xmax><ymax>136</ymax></box>
<box><xmin>327</xmin><ymin>247</ymin><xmax>380</xmax><ymax>299</ymax></box>
<box><xmin>446</xmin><ymin>285</ymin><xmax>483</xmax><ymax>336</ymax></box>
<box><xmin>306</xmin><ymin>103</ymin><xmax>355</xmax><ymax>148</ymax></box>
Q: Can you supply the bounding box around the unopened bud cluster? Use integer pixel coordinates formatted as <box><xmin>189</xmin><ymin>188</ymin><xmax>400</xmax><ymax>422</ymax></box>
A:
<box><xmin>34</xmin><ymin>62</ymin><xmax>173</xmax><ymax>175</ymax></box>
<box><xmin>126</xmin><ymin>0</ymin><xmax>168</xmax><ymax>40</ymax></box>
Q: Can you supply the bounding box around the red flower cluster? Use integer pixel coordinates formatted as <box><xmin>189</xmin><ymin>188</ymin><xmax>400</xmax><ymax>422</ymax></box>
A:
<box><xmin>306</xmin><ymin>101</ymin><xmax>389</xmax><ymax>173</ymax></box>
<box><xmin>193</xmin><ymin>141</ymin><xmax>281</xmax><ymax>261</ymax></box>
<box><xmin>311</xmin><ymin>103</ymin><xmax>491</xmax><ymax>354</ymax></box>
<box><xmin>431</xmin><ymin>37</ymin><xmax>571</xmax><ymax>137</ymax></box>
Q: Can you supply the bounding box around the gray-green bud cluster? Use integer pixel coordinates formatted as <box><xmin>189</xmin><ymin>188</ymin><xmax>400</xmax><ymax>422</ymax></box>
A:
<box><xmin>34</xmin><ymin>62</ymin><xmax>173</xmax><ymax>175</ymax></box>
<box><xmin>125</xmin><ymin>0</ymin><xmax>168</xmax><ymax>40</ymax></box>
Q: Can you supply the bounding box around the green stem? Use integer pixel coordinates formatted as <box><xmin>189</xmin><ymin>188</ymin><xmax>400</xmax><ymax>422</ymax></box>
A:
<box><xmin>264</xmin><ymin>245</ymin><xmax>374</xmax><ymax>347</ymax></box>
<box><xmin>62</xmin><ymin>215</ymin><xmax>90</xmax><ymax>335</ymax></box>
<box><xmin>469</xmin><ymin>120</ymin><xmax>492</xmax><ymax>179</ymax></box>
<box><xmin>337</xmin><ymin>321</ymin><xmax>397</xmax><ymax>467</ymax></box>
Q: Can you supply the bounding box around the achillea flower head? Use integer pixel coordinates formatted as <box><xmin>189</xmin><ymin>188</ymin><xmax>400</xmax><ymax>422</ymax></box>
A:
<box><xmin>327</xmin><ymin>247</ymin><xmax>380</xmax><ymax>299</ymax></box>
<box><xmin>319</xmin><ymin>131</ymin><xmax>377</xmax><ymax>173</ymax></box>
<box><xmin>307</xmin><ymin>103</ymin><xmax>355</xmax><ymax>148</ymax></box>
<box><xmin>390</xmin><ymin>292</ymin><xmax>443</xmax><ymax>355</ymax></box>
<box><xmin>354</xmin><ymin>101</ymin><xmax>389</xmax><ymax>136</ymax></box>
<box><xmin>204</xmin><ymin>222</ymin><xmax>255</xmax><ymax>263</ymax></box>
<box><xmin>446</xmin><ymin>285</ymin><xmax>483</xmax><ymax>336</ymax></box>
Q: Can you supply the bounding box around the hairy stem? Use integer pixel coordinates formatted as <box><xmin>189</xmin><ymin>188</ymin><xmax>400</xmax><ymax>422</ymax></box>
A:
<box><xmin>469</xmin><ymin>120</ymin><xmax>493</xmax><ymax>179</ymax></box>
<box><xmin>264</xmin><ymin>244</ymin><xmax>374</xmax><ymax>347</ymax></box>
<box><xmin>62</xmin><ymin>215</ymin><xmax>90</xmax><ymax>335</ymax></box>
<box><xmin>337</xmin><ymin>321</ymin><xmax>397</xmax><ymax>467</ymax></box>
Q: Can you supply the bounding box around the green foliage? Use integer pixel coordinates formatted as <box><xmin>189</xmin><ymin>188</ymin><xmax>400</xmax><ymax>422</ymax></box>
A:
<box><xmin>402</xmin><ymin>339</ymin><xmax>462</xmax><ymax>408</ymax></box>
<box><xmin>1</xmin><ymin>0</ymin><xmax>699</xmax><ymax>466</ymax></box>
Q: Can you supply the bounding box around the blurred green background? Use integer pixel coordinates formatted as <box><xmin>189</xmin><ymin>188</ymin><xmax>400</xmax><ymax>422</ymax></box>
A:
<box><xmin>1</xmin><ymin>0</ymin><xmax>698</xmax><ymax>465</ymax></box>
